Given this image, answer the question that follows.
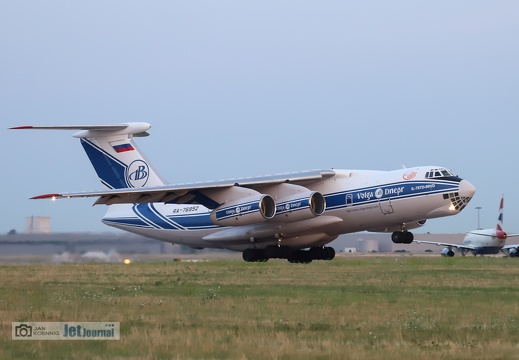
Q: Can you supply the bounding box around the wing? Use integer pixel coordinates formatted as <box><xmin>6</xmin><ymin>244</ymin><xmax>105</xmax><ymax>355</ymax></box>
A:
<box><xmin>414</xmin><ymin>240</ymin><xmax>477</xmax><ymax>251</ymax></box>
<box><xmin>32</xmin><ymin>169</ymin><xmax>336</xmax><ymax>208</ymax></box>
<box><xmin>500</xmin><ymin>234</ymin><xmax>519</xmax><ymax>250</ymax></box>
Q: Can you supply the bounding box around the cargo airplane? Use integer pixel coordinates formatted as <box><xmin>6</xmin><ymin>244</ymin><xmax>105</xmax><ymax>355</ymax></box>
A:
<box><xmin>11</xmin><ymin>123</ymin><xmax>476</xmax><ymax>263</ymax></box>
<box><xmin>415</xmin><ymin>195</ymin><xmax>519</xmax><ymax>257</ymax></box>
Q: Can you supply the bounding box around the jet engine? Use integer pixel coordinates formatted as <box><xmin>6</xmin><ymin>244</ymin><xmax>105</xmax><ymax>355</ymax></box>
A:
<box><xmin>210</xmin><ymin>194</ymin><xmax>276</xmax><ymax>226</ymax></box>
<box><xmin>441</xmin><ymin>248</ymin><xmax>455</xmax><ymax>257</ymax></box>
<box><xmin>270</xmin><ymin>191</ymin><xmax>326</xmax><ymax>222</ymax></box>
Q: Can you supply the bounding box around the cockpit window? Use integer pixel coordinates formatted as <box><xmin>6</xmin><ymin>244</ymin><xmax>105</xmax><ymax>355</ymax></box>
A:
<box><xmin>426</xmin><ymin>168</ymin><xmax>455</xmax><ymax>179</ymax></box>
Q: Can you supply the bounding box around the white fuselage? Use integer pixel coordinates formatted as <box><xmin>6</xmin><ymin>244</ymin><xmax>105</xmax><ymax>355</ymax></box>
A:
<box><xmin>463</xmin><ymin>230</ymin><xmax>505</xmax><ymax>254</ymax></box>
<box><xmin>101</xmin><ymin>168</ymin><xmax>474</xmax><ymax>251</ymax></box>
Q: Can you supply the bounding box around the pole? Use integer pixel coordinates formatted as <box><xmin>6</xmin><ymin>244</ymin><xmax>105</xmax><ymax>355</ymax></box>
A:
<box><xmin>475</xmin><ymin>207</ymin><xmax>482</xmax><ymax>229</ymax></box>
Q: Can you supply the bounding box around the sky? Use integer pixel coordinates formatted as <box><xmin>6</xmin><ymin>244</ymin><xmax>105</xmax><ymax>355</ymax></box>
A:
<box><xmin>1</xmin><ymin>1</ymin><xmax>519</xmax><ymax>235</ymax></box>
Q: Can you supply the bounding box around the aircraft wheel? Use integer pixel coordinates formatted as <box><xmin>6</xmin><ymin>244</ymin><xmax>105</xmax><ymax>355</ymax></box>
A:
<box><xmin>325</xmin><ymin>247</ymin><xmax>335</xmax><ymax>260</ymax></box>
<box><xmin>242</xmin><ymin>249</ymin><xmax>268</xmax><ymax>262</ymax></box>
<box><xmin>391</xmin><ymin>231</ymin><xmax>402</xmax><ymax>244</ymax></box>
<box><xmin>242</xmin><ymin>249</ymin><xmax>256</xmax><ymax>262</ymax></box>
<box><xmin>287</xmin><ymin>250</ymin><xmax>312</xmax><ymax>264</ymax></box>
<box><xmin>404</xmin><ymin>231</ymin><xmax>414</xmax><ymax>244</ymax></box>
<box><xmin>264</xmin><ymin>245</ymin><xmax>279</xmax><ymax>259</ymax></box>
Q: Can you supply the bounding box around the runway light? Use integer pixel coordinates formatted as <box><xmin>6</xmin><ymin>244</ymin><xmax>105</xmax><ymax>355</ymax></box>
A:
<box><xmin>124</xmin><ymin>258</ymin><xmax>131</xmax><ymax>265</ymax></box>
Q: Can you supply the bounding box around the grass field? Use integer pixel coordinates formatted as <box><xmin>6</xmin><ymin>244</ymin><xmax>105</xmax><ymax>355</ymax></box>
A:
<box><xmin>1</xmin><ymin>255</ymin><xmax>519</xmax><ymax>359</ymax></box>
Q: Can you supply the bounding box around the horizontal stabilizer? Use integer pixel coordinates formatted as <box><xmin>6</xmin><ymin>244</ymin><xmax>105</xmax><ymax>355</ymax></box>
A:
<box><xmin>10</xmin><ymin>123</ymin><xmax>151</xmax><ymax>138</ymax></box>
<box><xmin>10</xmin><ymin>125</ymin><xmax>128</xmax><ymax>131</ymax></box>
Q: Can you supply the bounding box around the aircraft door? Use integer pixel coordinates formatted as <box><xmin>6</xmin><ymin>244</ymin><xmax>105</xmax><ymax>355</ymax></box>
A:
<box><xmin>379</xmin><ymin>199</ymin><xmax>394</xmax><ymax>215</ymax></box>
<box><xmin>346</xmin><ymin>193</ymin><xmax>353</xmax><ymax>206</ymax></box>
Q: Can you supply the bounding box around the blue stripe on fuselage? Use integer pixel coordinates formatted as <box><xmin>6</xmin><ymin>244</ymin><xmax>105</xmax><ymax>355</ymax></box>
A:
<box><xmin>325</xmin><ymin>180</ymin><xmax>459</xmax><ymax>210</ymax></box>
<box><xmin>104</xmin><ymin>207</ymin><xmax>217</xmax><ymax>230</ymax></box>
<box><xmin>104</xmin><ymin>179</ymin><xmax>460</xmax><ymax>230</ymax></box>
<box><xmin>133</xmin><ymin>204</ymin><xmax>184</xmax><ymax>230</ymax></box>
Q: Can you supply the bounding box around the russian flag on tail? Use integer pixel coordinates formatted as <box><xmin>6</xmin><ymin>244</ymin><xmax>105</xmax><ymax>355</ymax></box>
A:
<box><xmin>113</xmin><ymin>143</ymin><xmax>135</xmax><ymax>153</ymax></box>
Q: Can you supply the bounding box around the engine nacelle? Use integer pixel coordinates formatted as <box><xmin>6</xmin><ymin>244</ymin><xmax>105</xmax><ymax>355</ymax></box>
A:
<box><xmin>210</xmin><ymin>194</ymin><xmax>276</xmax><ymax>226</ymax></box>
<box><xmin>441</xmin><ymin>248</ymin><xmax>455</xmax><ymax>257</ymax></box>
<box><xmin>270</xmin><ymin>191</ymin><xmax>326</xmax><ymax>223</ymax></box>
<box><xmin>509</xmin><ymin>248</ymin><xmax>517</xmax><ymax>258</ymax></box>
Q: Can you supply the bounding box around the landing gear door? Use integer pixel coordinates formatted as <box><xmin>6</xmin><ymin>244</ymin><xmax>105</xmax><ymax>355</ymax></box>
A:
<box><xmin>379</xmin><ymin>199</ymin><xmax>394</xmax><ymax>215</ymax></box>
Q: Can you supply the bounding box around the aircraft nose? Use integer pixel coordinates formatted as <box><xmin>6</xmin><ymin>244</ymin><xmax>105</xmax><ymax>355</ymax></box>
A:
<box><xmin>459</xmin><ymin>179</ymin><xmax>476</xmax><ymax>199</ymax></box>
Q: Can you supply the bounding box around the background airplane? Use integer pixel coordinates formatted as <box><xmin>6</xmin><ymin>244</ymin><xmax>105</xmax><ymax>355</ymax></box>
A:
<box><xmin>11</xmin><ymin>123</ymin><xmax>476</xmax><ymax>263</ymax></box>
<box><xmin>415</xmin><ymin>195</ymin><xmax>519</xmax><ymax>257</ymax></box>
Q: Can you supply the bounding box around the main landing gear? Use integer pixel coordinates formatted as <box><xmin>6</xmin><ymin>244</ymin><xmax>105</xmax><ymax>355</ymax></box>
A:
<box><xmin>391</xmin><ymin>230</ymin><xmax>414</xmax><ymax>244</ymax></box>
<box><xmin>242</xmin><ymin>245</ymin><xmax>335</xmax><ymax>264</ymax></box>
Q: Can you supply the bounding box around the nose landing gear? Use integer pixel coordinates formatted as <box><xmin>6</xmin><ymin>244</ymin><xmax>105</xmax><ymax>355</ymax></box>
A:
<box><xmin>391</xmin><ymin>230</ymin><xmax>414</xmax><ymax>244</ymax></box>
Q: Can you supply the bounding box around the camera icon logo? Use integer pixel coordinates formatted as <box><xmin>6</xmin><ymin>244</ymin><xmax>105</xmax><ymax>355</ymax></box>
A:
<box><xmin>15</xmin><ymin>324</ymin><xmax>32</xmax><ymax>337</ymax></box>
